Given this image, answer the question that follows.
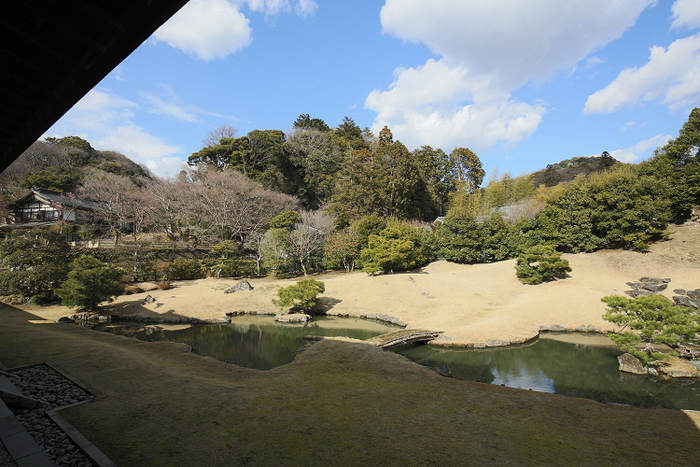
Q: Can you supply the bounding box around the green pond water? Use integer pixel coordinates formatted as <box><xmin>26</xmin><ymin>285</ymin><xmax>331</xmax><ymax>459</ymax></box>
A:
<box><xmin>98</xmin><ymin>315</ymin><xmax>399</xmax><ymax>370</ymax></box>
<box><xmin>95</xmin><ymin>317</ymin><xmax>700</xmax><ymax>410</ymax></box>
<box><xmin>395</xmin><ymin>333</ymin><xmax>700</xmax><ymax>410</ymax></box>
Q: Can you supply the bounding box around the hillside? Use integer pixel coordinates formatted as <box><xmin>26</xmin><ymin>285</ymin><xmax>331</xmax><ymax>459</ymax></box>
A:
<box><xmin>0</xmin><ymin>136</ymin><xmax>150</xmax><ymax>194</ymax></box>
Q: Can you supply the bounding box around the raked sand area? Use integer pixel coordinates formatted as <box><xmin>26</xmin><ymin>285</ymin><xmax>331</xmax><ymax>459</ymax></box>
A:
<box><xmin>2</xmin><ymin>222</ymin><xmax>700</xmax><ymax>466</ymax></box>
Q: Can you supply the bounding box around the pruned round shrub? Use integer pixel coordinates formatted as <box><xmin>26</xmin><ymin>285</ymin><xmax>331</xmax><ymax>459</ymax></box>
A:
<box><xmin>272</xmin><ymin>278</ymin><xmax>325</xmax><ymax>314</ymax></box>
<box><xmin>515</xmin><ymin>245</ymin><xmax>571</xmax><ymax>285</ymax></box>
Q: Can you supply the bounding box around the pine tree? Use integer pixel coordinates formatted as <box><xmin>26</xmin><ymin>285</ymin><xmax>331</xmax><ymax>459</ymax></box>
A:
<box><xmin>55</xmin><ymin>254</ymin><xmax>123</xmax><ymax>310</ymax></box>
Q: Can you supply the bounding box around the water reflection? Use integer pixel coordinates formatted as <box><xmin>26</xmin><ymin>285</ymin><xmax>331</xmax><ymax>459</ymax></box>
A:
<box><xmin>97</xmin><ymin>316</ymin><xmax>398</xmax><ymax>370</ymax></box>
<box><xmin>94</xmin><ymin>319</ymin><xmax>700</xmax><ymax>410</ymax></box>
<box><xmin>395</xmin><ymin>334</ymin><xmax>700</xmax><ymax>410</ymax></box>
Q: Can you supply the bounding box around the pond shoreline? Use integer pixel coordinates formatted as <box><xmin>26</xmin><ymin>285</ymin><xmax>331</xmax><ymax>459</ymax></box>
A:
<box><xmin>69</xmin><ymin>307</ymin><xmax>615</xmax><ymax>350</ymax></box>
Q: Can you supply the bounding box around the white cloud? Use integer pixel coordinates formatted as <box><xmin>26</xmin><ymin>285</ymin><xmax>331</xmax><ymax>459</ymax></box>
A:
<box><xmin>247</xmin><ymin>0</ymin><xmax>289</xmax><ymax>16</ymax></box>
<box><xmin>295</xmin><ymin>0</ymin><xmax>318</xmax><ymax>18</ymax></box>
<box><xmin>585</xmin><ymin>57</ymin><xmax>605</xmax><ymax>69</ymax></box>
<box><xmin>47</xmin><ymin>89</ymin><xmax>186</xmax><ymax>177</ymax></box>
<box><xmin>96</xmin><ymin>125</ymin><xmax>184</xmax><ymax>177</ymax></box>
<box><xmin>366</xmin><ymin>59</ymin><xmax>546</xmax><ymax>151</ymax></box>
<box><xmin>584</xmin><ymin>34</ymin><xmax>700</xmax><ymax>114</ymax></box>
<box><xmin>154</xmin><ymin>0</ymin><xmax>317</xmax><ymax>60</ymax></box>
<box><xmin>380</xmin><ymin>0</ymin><xmax>654</xmax><ymax>90</ymax></box>
<box><xmin>72</xmin><ymin>89</ymin><xmax>138</xmax><ymax>130</ymax></box>
<box><xmin>139</xmin><ymin>85</ymin><xmax>232</xmax><ymax>124</ymax></box>
<box><xmin>111</xmin><ymin>66</ymin><xmax>126</xmax><ymax>82</ymax></box>
<box><xmin>609</xmin><ymin>134</ymin><xmax>672</xmax><ymax>163</ymax></box>
<box><xmin>369</xmin><ymin>1</ymin><xmax>653</xmax><ymax>153</ymax></box>
<box><xmin>672</xmin><ymin>0</ymin><xmax>700</xmax><ymax>30</ymax></box>
<box><xmin>154</xmin><ymin>0</ymin><xmax>252</xmax><ymax>61</ymax></box>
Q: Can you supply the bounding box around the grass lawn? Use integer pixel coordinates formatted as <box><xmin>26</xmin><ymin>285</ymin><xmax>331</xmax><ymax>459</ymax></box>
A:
<box><xmin>1</xmin><ymin>302</ymin><xmax>699</xmax><ymax>466</ymax></box>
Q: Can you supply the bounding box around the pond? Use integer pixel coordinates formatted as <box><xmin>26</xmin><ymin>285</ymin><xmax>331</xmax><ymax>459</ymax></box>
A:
<box><xmin>93</xmin><ymin>317</ymin><xmax>700</xmax><ymax>410</ymax></box>
<box><xmin>95</xmin><ymin>315</ymin><xmax>400</xmax><ymax>370</ymax></box>
<box><xmin>395</xmin><ymin>332</ymin><xmax>700</xmax><ymax>411</ymax></box>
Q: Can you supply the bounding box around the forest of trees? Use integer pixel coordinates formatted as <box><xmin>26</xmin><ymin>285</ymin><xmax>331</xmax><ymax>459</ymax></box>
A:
<box><xmin>1</xmin><ymin>108</ymin><xmax>699</xmax><ymax>305</ymax></box>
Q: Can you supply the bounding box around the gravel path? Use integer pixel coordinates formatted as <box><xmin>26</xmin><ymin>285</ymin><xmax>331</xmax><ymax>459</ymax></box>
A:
<box><xmin>0</xmin><ymin>443</ymin><xmax>15</xmax><ymax>467</ymax></box>
<box><xmin>5</xmin><ymin>364</ymin><xmax>96</xmax><ymax>467</ymax></box>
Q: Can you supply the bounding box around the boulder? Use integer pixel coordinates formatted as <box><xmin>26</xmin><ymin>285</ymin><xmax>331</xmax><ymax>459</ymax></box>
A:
<box><xmin>673</xmin><ymin>289</ymin><xmax>687</xmax><ymax>295</ymax></box>
<box><xmin>686</xmin><ymin>289</ymin><xmax>700</xmax><ymax>300</ymax></box>
<box><xmin>641</xmin><ymin>283</ymin><xmax>667</xmax><ymax>293</ymax></box>
<box><xmin>133</xmin><ymin>282</ymin><xmax>159</xmax><ymax>292</ymax></box>
<box><xmin>655</xmin><ymin>358</ymin><xmax>699</xmax><ymax>378</ymax></box>
<box><xmin>224</xmin><ymin>280</ymin><xmax>254</xmax><ymax>294</ymax></box>
<box><xmin>56</xmin><ymin>316</ymin><xmax>75</xmax><ymax>323</ymax></box>
<box><xmin>275</xmin><ymin>313</ymin><xmax>311</xmax><ymax>324</ymax></box>
<box><xmin>625</xmin><ymin>290</ymin><xmax>650</xmax><ymax>298</ymax></box>
<box><xmin>618</xmin><ymin>353</ymin><xmax>647</xmax><ymax>375</ymax></box>
<box><xmin>144</xmin><ymin>295</ymin><xmax>156</xmax><ymax>304</ymax></box>
<box><xmin>673</xmin><ymin>296</ymin><xmax>700</xmax><ymax>308</ymax></box>
<box><xmin>549</xmin><ymin>324</ymin><xmax>566</xmax><ymax>332</ymax></box>
<box><xmin>124</xmin><ymin>285</ymin><xmax>144</xmax><ymax>295</ymax></box>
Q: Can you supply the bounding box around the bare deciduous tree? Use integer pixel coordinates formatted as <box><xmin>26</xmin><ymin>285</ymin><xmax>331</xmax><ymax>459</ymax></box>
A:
<box><xmin>1</xmin><ymin>141</ymin><xmax>70</xmax><ymax>186</ymax></box>
<box><xmin>202</xmin><ymin>124</ymin><xmax>238</xmax><ymax>148</ymax></box>
<box><xmin>288</xmin><ymin>210</ymin><xmax>334</xmax><ymax>275</ymax></box>
<box><xmin>189</xmin><ymin>169</ymin><xmax>299</xmax><ymax>244</ymax></box>
<box><xmin>79</xmin><ymin>170</ymin><xmax>135</xmax><ymax>244</ymax></box>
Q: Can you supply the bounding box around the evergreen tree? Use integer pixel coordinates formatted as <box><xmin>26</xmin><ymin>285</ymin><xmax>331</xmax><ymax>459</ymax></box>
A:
<box><xmin>0</xmin><ymin>229</ymin><xmax>71</xmax><ymax>303</ymax></box>
<box><xmin>272</xmin><ymin>278</ymin><xmax>325</xmax><ymax>314</ymax></box>
<box><xmin>360</xmin><ymin>222</ymin><xmax>428</xmax><ymax>274</ymax></box>
<box><xmin>414</xmin><ymin>146</ymin><xmax>457</xmax><ymax>216</ymax></box>
<box><xmin>55</xmin><ymin>254</ymin><xmax>122</xmax><ymax>310</ymax></box>
<box><xmin>431</xmin><ymin>214</ymin><xmax>484</xmax><ymax>263</ymax></box>
<box><xmin>451</xmin><ymin>147</ymin><xmax>485</xmax><ymax>193</ymax></box>
<box><xmin>602</xmin><ymin>294</ymin><xmax>700</xmax><ymax>364</ymax></box>
<box><xmin>515</xmin><ymin>245</ymin><xmax>571</xmax><ymax>285</ymax></box>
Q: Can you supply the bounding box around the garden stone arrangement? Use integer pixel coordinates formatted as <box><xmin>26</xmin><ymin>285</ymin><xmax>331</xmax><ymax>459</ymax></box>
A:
<box><xmin>624</xmin><ymin>276</ymin><xmax>672</xmax><ymax>297</ymax></box>
<box><xmin>2</xmin><ymin>363</ymin><xmax>98</xmax><ymax>467</ymax></box>
<box><xmin>625</xmin><ymin>276</ymin><xmax>700</xmax><ymax>310</ymax></box>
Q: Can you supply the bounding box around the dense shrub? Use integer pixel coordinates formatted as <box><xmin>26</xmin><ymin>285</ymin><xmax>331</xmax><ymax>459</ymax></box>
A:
<box><xmin>201</xmin><ymin>258</ymin><xmax>257</xmax><ymax>278</ymax></box>
<box><xmin>272</xmin><ymin>278</ymin><xmax>325</xmax><ymax>314</ymax></box>
<box><xmin>515</xmin><ymin>245</ymin><xmax>571</xmax><ymax>285</ymax></box>
<box><xmin>55</xmin><ymin>254</ymin><xmax>123</xmax><ymax>310</ymax></box>
<box><xmin>0</xmin><ymin>229</ymin><xmax>72</xmax><ymax>303</ymax></box>
<box><xmin>169</xmin><ymin>259</ymin><xmax>206</xmax><ymax>280</ymax></box>
<box><xmin>431</xmin><ymin>213</ymin><xmax>516</xmax><ymax>264</ymax></box>
<box><xmin>361</xmin><ymin>222</ymin><xmax>429</xmax><ymax>274</ymax></box>
<box><xmin>431</xmin><ymin>214</ymin><xmax>484</xmax><ymax>263</ymax></box>
<box><xmin>269</xmin><ymin>210</ymin><xmax>301</xmax><ymax>229</ymax></box>
<box><xmin>524</xmin><ymin>166</ymin><xmax>670</xmax><ymax>252</ymax></box>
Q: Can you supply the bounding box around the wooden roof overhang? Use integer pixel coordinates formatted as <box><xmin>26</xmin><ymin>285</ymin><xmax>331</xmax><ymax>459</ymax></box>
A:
<box><xmin>0</xmin><ymin>0</ymin><xmax>190</xmax><ymax>173</ymax></box>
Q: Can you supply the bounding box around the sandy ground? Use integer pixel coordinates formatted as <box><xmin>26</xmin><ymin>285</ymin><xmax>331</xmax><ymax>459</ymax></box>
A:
<box><xmin>28</xmin><ymin>221</ymin><xmax>700</xmax><ymax>347</ymax></box>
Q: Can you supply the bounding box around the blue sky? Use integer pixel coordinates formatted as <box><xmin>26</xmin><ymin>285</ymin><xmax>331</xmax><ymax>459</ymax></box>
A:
<box><xmin>47</xmin><ymin>0</ymin><xmax>700</xmax><ymax>180</ymax></box>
